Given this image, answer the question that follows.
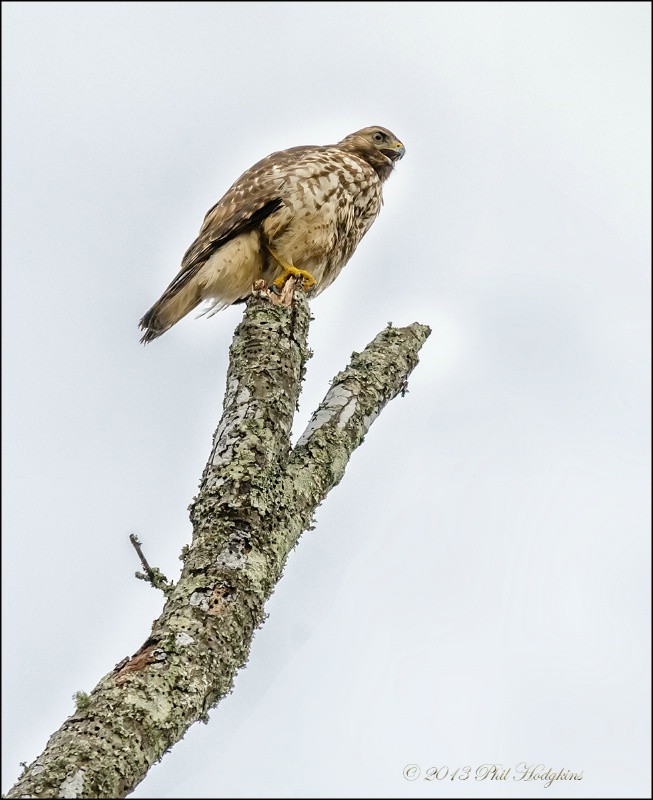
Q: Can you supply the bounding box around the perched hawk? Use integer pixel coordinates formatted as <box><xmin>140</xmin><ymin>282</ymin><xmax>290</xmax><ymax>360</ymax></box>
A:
<box><xmin>139</xmin><ymin>126</ymin><xmax>405</xmax><ymax>343</ymax></box>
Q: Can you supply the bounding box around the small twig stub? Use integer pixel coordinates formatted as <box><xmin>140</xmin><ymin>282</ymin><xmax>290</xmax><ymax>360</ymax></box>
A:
<box><xmin>129</xmin><ymin>534</ymin><xmax>173</xmax><ymax>594</ymax></box>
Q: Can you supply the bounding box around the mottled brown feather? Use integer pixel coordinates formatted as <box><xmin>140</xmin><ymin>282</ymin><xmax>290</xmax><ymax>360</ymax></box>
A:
<box><xmin>139</xmin><ymin>127</ymin><xmax>404</xmax><ymax>343</ymax></box>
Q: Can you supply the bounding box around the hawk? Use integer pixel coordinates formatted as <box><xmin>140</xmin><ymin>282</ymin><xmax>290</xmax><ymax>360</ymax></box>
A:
<box><xmin>139</xmin><ymin>126</ymin><xmax>405</xmax><ymax>343</ymax></box>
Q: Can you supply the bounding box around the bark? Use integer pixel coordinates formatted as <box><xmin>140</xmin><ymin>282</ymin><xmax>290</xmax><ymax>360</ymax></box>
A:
<box><xmin>7</xmin><ymin>283</ymin><xmax>430</xmax><ymax>799</ymax></box>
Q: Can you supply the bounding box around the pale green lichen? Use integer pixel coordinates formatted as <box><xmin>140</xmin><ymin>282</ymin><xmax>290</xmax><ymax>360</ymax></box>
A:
<box><xmin>72</xmin><ymin>692</ymin><xmax>91</xmax><ymax>712</ymax></box>
<box><xmin>6</xmin><ymin>290</ymin><xmax>429</xmax><ymax>800</ymax></box>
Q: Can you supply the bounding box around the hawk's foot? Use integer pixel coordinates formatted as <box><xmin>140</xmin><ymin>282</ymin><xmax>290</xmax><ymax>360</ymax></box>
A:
<box><xmin>272</xmin><ymin>265</ymin><xmax>316</xmax><ymax>293</ymax></box>
<box><xmin>267</xmin><ymin>245</ymin><xmax>316</xmax><ymax>293</ymax></box>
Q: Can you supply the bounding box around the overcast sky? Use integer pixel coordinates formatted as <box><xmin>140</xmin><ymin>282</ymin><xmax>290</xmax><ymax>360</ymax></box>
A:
<box><xmin>2</xmin><ymin>2</ymin><xmax>650</xmax><ymax>798</ymax></box>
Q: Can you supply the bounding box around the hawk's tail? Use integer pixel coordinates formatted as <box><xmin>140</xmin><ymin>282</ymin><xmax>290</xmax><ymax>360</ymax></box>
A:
<box><xmin>138</xmin><ymin>282</ymin><xmax>202</xmax><ymax>344</ymax></box>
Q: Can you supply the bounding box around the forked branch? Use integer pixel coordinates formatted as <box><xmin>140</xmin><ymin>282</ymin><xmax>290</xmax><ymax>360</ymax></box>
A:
<box><xmin>7</xmin><ymin>284</ymin><xmax>430</xmax><ymax>799</ymax></box>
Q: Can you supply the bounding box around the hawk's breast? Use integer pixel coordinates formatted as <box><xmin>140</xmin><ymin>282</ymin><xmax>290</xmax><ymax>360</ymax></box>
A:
<box><xmin>262</xmin><ymin>150</ymin><xmax>383</xmax><ymax>295</ymax></box>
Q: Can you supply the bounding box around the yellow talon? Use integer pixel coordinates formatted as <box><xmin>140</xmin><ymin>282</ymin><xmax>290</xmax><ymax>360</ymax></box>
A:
<box><xmin>272</xmin><ymin>266</ymin><xmax>316</xmax><ymax>291</ymax></box>
<box><xmin>268</xmin><ymin>248</ymin><xmax>316</xmax><ymax>292</ymax></box>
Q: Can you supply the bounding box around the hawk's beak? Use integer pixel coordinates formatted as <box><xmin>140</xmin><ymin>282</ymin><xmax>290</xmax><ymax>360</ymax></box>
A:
<box><xmin>380</xmin><ymin>141</ymin><xmax>405</xmax><ymax>162</ymax></box>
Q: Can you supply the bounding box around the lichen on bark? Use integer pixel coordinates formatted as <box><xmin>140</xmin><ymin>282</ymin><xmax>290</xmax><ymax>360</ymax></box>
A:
<box><xmin>7</xmin><ymin>284</ymin><xmax>430</xmax><ymax>799</ymax></box>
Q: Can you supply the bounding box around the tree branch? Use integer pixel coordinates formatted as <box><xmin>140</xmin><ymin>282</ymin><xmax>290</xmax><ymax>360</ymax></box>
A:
<box><xmin>7</xmin><ymin>286</ymin><xmax>430</xmax><ymax>799</ymax></box>
<box><xmin>129</xmin><ymin>534</ymin><xmax>173</xmax><ymax>595</ymax></box>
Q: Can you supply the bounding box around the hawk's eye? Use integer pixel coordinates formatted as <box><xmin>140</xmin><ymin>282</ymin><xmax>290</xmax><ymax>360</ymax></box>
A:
<box><xmin>373</xmin><ymin>131</ymin><xmax>385</xmax><ymax>142</ymax></box>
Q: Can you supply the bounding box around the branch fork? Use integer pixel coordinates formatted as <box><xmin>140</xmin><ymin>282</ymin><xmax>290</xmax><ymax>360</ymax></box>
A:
<box><xmin>8</xmin><ymin>288</ymin><xmax>430</xmax><ymax>799</ymax></box>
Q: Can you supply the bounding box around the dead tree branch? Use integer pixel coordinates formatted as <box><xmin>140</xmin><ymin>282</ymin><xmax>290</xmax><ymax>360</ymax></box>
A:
<box><xmin>7</xmin><ymin>285</ymin><xmax>430</xmax><ymax>799</ymax></box>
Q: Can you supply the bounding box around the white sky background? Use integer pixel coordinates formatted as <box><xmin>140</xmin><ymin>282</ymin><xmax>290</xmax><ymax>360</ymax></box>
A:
<box><xmin>2</xmin><ymin>2</ymin><xmax>650</xmax><ymax>797</ymax></box>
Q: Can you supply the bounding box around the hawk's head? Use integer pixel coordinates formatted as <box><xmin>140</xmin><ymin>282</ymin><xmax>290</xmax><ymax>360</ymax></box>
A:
<box><xmin>338</xmin><ymin>126</ymin><xmax>405</xmax><ymax>181</ymax></box>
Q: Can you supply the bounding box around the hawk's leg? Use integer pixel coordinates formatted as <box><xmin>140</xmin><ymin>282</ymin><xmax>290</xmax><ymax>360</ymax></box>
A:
<box><xmin>267</xmin><ymin>248</ymin><xmax>316</xmax><ymax>294</ymax></box>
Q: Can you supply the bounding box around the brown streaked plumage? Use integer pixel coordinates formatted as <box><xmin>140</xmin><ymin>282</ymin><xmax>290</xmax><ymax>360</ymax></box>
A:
<box><xmin>139</xmin><ymin>126</ymin><xmax>405</xmax><ymax>343</ymax></box>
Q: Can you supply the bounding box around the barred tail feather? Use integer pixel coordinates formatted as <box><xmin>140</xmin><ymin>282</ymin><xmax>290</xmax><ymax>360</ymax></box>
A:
<box><xmin>138</xmin><ymin>281</ymin><xmax>202</xmax><ymax>344</ymax></box>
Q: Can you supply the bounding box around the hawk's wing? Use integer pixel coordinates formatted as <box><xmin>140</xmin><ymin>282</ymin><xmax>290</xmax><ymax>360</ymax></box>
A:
<box><xmin>157</xmin><ymin>145</ymin><xmax>315</xmax><ymax>302</ymax></box>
